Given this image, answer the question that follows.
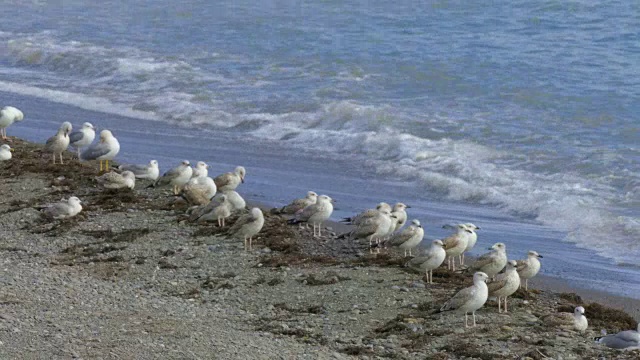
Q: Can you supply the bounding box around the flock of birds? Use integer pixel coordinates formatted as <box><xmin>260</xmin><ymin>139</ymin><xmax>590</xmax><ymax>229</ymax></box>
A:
<box><xmin>1</xmin><ymin>105</ymin><xmax>638</xmax><ymax>349</ymax></box>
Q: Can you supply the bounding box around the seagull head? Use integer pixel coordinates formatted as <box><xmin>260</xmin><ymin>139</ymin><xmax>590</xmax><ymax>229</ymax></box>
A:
<box><xmin>411</xmin><ymin>219</ymin><xmax>421</xmax><ymax>228</ymax></box>
<box><xmin>433</xmin><ymin>239</ymin><xmax>444</xmax><ymax>247</ymax></box>
<box><xmin>575</xmin><ymin>306</ymin><xmax>585</xmax><ymax>316</ymax></box>
<box><xmin>528</xmin><ymin>250</ymin><xmax>542</xmax><ymax>258</ymax></box>
<box><xmin>306</xmin><ymin>191</ymin><xmax>318</xmax><ymax>201</ymax></box>
<box><xmin>235</xmin><ymin>166</ymin><xmax>246</xmax><ymax>183</ymax></box>
<box><xmin>181</xmin><ymin>160</ymin><xmax>190</xmax><ymax>166</ymax></box>
<box><xmin>473</xmin><ymin>272</ymin><xmax>489</xmax><ymax>283</ymax></box>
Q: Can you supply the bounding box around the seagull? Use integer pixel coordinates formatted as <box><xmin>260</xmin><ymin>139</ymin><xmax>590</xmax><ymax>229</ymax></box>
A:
<box><xmin>149</xmin><ymin>160</ymin><xmax>193</xmax><ymax>195</ymax></box>
<box><xmin>118</xmin><ymin>160</ymin><xmax>160</xmax><ymax>181</ymax></box>
<box><xmin>189</xmin><ymin>194</ymin><xmax>233</xmax><ymax>227</ymax></box>
<box><xmin>406</xmin><ymin>239</ymin><xmax>446</xmax><ymax>283</ymax></box>
<box><xmin>275</xmin><ymin>191</ymin><xmax>318</xmax><ymax>215</ymax></box>
<box><xmin>460</xmin><ymin>223</ymin><xmax>480</xmax><ymax>265</ymax></box>
<box><xmin>487</xmin><ymin>260</ymin><xmax>520</xmax><ymax>313</ymax></box>
<box><xmin>0</xmin><ymin>144</ymin><xmax>13</xmax><ymax>161</ymax></box>
<box><xmin>439</xmin><ymin>272</ymin><xmax>489</xmax><ymax>328</ymax></box>
<box><xmin>340</xmin><ymin>202</ymin><xmax>391</xmax><ymax>225</ymax></box>
<box><xmin>384</xmin><ymin>219</ymin><xmax>424</xmax><ymax>257</ymax></box>
<box><xmin>68</xmin><ymin>122</ymin><xmax>96</xmax><ymax>158</ymax></box>
<box><xmin>227</xmin><ymin>207</ymin><xmax>265</xmax><ymax>251</ymax></box>
<box><xmin>44</xmin><ymin>122</ymin><xmax>72</xmax><ymax>165</ymax></box>
<box><xmin>81</xmin><ymin>129</ymin><xmax>120</xmax><ymax>171</ymax></box>
<box><xmin>41</xmin><ymin>196</ymin><xmax>83</xmax><ymax>219</ymax></box>
<box><xmin>391</xmin><ymin>203</ymin><xmax>410</xmax><ymax>231</ymax></box>
<box><xmin>180</xmin><ymin>177</ymin><xmax>215</xmax><ymax>206</ymax></box>
<box><xmin>0</xmin><ymin>106</ymin><xmax>24</xmax><ymax>140</ymax></box>
<box><xmin>442</xmin><ymin>224</ymin><xmax>470</xmax><ymax>271</ymax></box>
<box><xmin>468</xmin><ymin>243</ymin><xmax>508</xmax><ymax>279</ymax></box>
<box><xmin>223</xmin><ymin>190</ymin><xmax>246</xmax><ymax>212</ymax></box>
<box><xmin>192</xmin><ymin>161</ymin><xmax>209</xmax><ymax>178</ymax></box>
<box><xmin>96</xmin><ymin>171</ymin><xmax>136</xmax><ymax>190</ymax></box>
<box><xmin>543</xmin><ymin>306</ymin><xmax>588</xmax><ymax>332</ymax></box>
<box><xmin>213</xmin><ymin>166</ymin><xmax>246</xmax><ymax>191</ymax></box>
<box><xmin>339</xmin><ymin>209</ymin><xmax>395</xmax><ymax>246</ymax></box>
<box><xmin>516</xmin><ymin>250</ymin><xmax>543</xmax><ymax>291</ymax></box>
<box><xmin>595</xmin><ymin>324</ymin><xmax>640</xmax><ymax>350</ymax></box>
<box><xmin>288</xmin><ymin>195</ymin><xmax>334</xmax><ymax>237</ymax></box>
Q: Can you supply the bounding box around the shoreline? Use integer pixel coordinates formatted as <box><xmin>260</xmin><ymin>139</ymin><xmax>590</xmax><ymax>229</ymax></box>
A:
<box><xmin>4</xmin><ymin>88</ymin><xmax>640</xmax><ymax>303</ymax></box>
<box><xmin>1</xmin><ymin>137</ymin><xmax>638</xmax><ymax>359</ymax></box>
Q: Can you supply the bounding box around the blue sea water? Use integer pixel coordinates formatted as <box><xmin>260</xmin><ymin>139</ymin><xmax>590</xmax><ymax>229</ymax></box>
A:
<box><xmin>0</xmin><ymin>1</ymin><xmax>638</xmax><ymax>296</ymax></box>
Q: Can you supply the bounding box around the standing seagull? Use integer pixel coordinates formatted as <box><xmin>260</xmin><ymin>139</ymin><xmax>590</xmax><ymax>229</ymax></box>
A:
<box><xmin>341</xmin><ymin>202</ymin><xmax>391</xmax><ymax>225</ymax></box>
<box><xmin>68</xmin><ymin>122</ymin><xmax>96</xmax><ymax>158</ymax></box>
<box><xmin>460</xmin><ymin>223</ymin><xmax>480</xmax><ymax>265</ymax></box>
<box><xmin>228</xmin><ymin>207</ymin><xmax>265</xmax><ymax>251</ymax></box>
<box><xmin>515</xmin><ymin>250</ymin><xmax>543</xmax><ymax>291</ymax></box>
<box><xmin>288</xmin><ymin>195</ymin><xmax>334</xmax><ymax>237</ymax></box>
<box><xmin>0</xmin><ymin>106</ymin><xmax>24</xmax><ymax>140</ymax></box>
<box><xmin>41</xmin><ymin>197</ymin><xmax>83</xmax><ymax>219</ymax></box>
<box><xmin>276</xmin><ymin>191</ymin><xmax>318</xmax><ymax>215</ymax></box>
<box><xmin>96</xmin><ymin>171</ymin><xmax>136</xmax><ymax>190</ymax></box>
<box><xmin>407</xmin><ymin>240</ymin><xmax>446</xmax><ymax>283</ymax></box>
<box><xmin>487</xmin><ymin>260</ymin><xmax>520</xmax><ymax>313</ymax></box>
<box><xmin>190</xmin><ymin>194</ymin><xmax>233</xmax><ymax>226</ymax></box>
<box><xmin>214</xmin><ymin>166</ymin><xmax>246</xmax><ymax>191</ymax></box>
<box><xmin>339</xmin><ymin>209</ymin><xmax>395</xmax><ymax>246</ymax></box>
<box><xmin>44</xmin><ymin>122</ymin><xmax>72</xmax><ymax>165</ymax></box>
<box><xmin>468</xmin><ymin>243</ymin><xmax>508</xmax><ymax>279</ymax></box>
<box><xmin>384</xmin><ymin>219</ymin><xmax>424</xmax><ymax>257</ymax></box>
<box><xmin>442</xmin><ymin>224</ymin><xmax>470</xmax><ymax>271</ymax></box>
<box><xmin>0</xmin><ymin>144</ymin><xmax>13</xmax><ymax>161</ymax></box>
<box><xmin>118</xmin><ymin>160</ymin><xmax>160</xmax><ymax>181</ymax></box>
<box><xmin>439</xmin><ymin>272</ymin><xmax>489</xmax><ymax>328</ymax></box>
<box><xmin>81</xmin><ymin>130</ymin><xmax>120</xmax><ymax>171</ymax></box>
<box><xmin>391</xmin><ymin>203</ymin><xmax>410</xmax><ymax>231</ymax></box>
<box><xmin>149</xmin><ymin>160</ymin><xmax>193</xmax><ymax>194</ymax></box>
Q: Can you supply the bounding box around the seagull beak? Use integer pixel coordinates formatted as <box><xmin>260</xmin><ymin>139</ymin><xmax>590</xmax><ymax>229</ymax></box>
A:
<box><xmin>406</xmin><ymin>205</ymin><xmax>411</xmax><ymax>208</ymax></box>
<box><xmin>475</xmin><ymin>226</ymin><xmax>481</xmax><ymax>230</ymax></box>
<box><xmin>10</xmin><ymin>148</ymin><xmax>14</xmax><ymax>152</ymax></box>
<box><xmin>538</xmin><ymin>255</ymin><xmax>543</xmax><ymax>258</ymax></box>
<box><xmin>241</xmin><ymin>176</ymin><xmax>245</xmax><ymax>183</ymax></box>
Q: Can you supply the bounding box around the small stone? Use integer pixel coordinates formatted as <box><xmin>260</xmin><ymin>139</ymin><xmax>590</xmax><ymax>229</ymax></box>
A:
<box><xmin>501</xmin><ymin>326</ymin><xmax>513</xmax><ymax>332</ymax></box>
<box><xmin>391</xmin><ymin>285</ymin><xmax>401</xmax><ymax>291</ymax></box>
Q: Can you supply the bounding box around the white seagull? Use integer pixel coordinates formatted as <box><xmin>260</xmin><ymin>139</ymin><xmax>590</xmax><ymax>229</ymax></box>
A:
<box><xmin>595</xmin><ymin>324</ymin><xmax>640</xmax><ymax>350</ymax></box>
<box><xmin>81</xmin><ymin>129</ymin><xmax>120</xmax><ymax>171</ymax></box>
<box><xmin>442</xmin><ymin>224</ymin><xmax>470</xmax><ymax>271</ymax></box>
<box><xmin>149</xmin><ymin>160</ymin><xmax>193</xmax><ymax>195</ymax></box>
<box><xmin>192</xmin><ymin>161</ymin><xmax>209</xmax><ymax>178</ymax></box>
<box><xmin>289</xmin><ymin>195</ymin><xmax>334</xmax><ymax>237</ymax></box>
<box><xmin>276</xmin><ymin>191</ymin><xmax>318</xmax><ymax>215</ymax></box>
<box><xmin>385</xmin><ymin>219</ymin><xmax>424</xmax><ymax>257</ymax></box>
<box><xmin>96</xmin><ymin>171</ymin><xmax>136</xmax><ymax>190</ymax></box>
<box><xmin>41</xmin><ymin>196</ymin><xmax>83</xmax><ymax>219</ymax></box>
<box><xmin>68</xmin><ymin>122</ymin><xmax>96</xmax><ymax>158</ymax></box>
<box><xmin>439</xmin><ymin>272</ymin><xmax>489</xmax><ymax>328</ymax></box>
<box><xmin>515</xmin><ymin>250</ymin><xmax>543</xmax><ymax>291</ymax></box>
<box><xmin>0</xmin><ymin>144</ymin><xmax>13</xmax><ymax>161</ymax></box>
<box><xmin>44</xmin><ymin>122</ymin><xmax>72</xmax><ymax>165</ymax></box>
<box><xmin>213</xmin><ymin>166</ymin><xmax>246</xmax><ymax>191</ymax></box>
<box><xmin>468</xmin><ymin>242</ymin><xmax>508</xmax><ymax>279</ymax></box>
<box><xmin>543</xmin><ymin>306</ymin><xmax>588</xmax><ymax>332</ymax></box>
<box><xmin>0</xmin><ymin>106</ymin><xmax>24</xmax><ymax>140</ymax></box>
<box><xmin>118</xmin><ymin>160</ymin><xmax>160</xmax><ymax>181</ymax></box>
<box><xmin>487</xmin><ymin>260</ymin><xmax>520</xmax><ymax>313</ymax></box>
<box><xmin>228</xmin><ymin>207</ymin><xmax>265</xmax><ymax>251</ymax></box>
<box><xmin>407</xmin><ymin>239</ymin><xmax>446</xmax><ymax>283</ymax></box>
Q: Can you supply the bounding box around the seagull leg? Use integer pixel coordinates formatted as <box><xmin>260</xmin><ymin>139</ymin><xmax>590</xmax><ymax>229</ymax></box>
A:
<box><xmin>409</xmin><ymin>249</ymin><xmax>412</xmax><ymax>257</ymax></box>
<box><xmin>244</xmin><ymin>237</ymin><xmax>247</xmax><ymax>251</ymax></box>
<box><xmin>99</xmin><ymin>160</ymin><xmax>103</xmax><ymax>171</ymax></box>
<box><xmin>525</xmin><ymin>279</ymin><xmax>528</xmax><ymax>291</ymax></box>
<box><xmin>465</xmin><ymin>313</ymin><xmax>468</xmax><ymax>328</ymax></box>
<box><xmin>249</xmin><ymin>237</ymin><xmax>252</xmax><ymax>251</ymax></box>
<box><xmin>498</xmin><ymin>297</ymin><xmax>502</xmax><ymax>313</ymax></box>
<box><xmin>472</xmin><ymin>312</ymin><xmax>477</xmax><ymax>327</ymax></box>
<box><xmin>505</xmin><ymin>297</ymin><xmax>508</xmax><ymax>313</ymax></box>
<box><xmin>52</xmin><ymin>153</ymin><xmax>56</xmax><ymax>165</ymax></box>
<box><xmin>77</xmin><ymin>148</ymin><xmax>81</xmax><ymax>159</ymax></box>
<box><xmin>318</xmin><ymin>224</ymin><xmax>322</xmax><ymax>237</ymax></box>
<box><xmin>60</xmin><ymin>153</ymin><xmax>64</xmax><ymax>165</ymax></box>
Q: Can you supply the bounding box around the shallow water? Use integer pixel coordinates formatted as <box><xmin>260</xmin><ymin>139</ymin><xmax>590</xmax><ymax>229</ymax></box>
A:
<box><xmin>0</xmin><ymin>1</ymin><xmax>638</xmax><ymax>296</ymax></box>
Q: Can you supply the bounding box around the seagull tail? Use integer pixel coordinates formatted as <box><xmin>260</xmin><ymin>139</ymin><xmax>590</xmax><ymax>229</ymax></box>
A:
<box><xmin>287</xmin><ymin>218</ymin><xmax>302</xmax><ymax>225</ymax></box>
<box><xmin>339</xmin><ymin>217</ymin><xmax>353</xmax><ymax>224</ymax></box>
